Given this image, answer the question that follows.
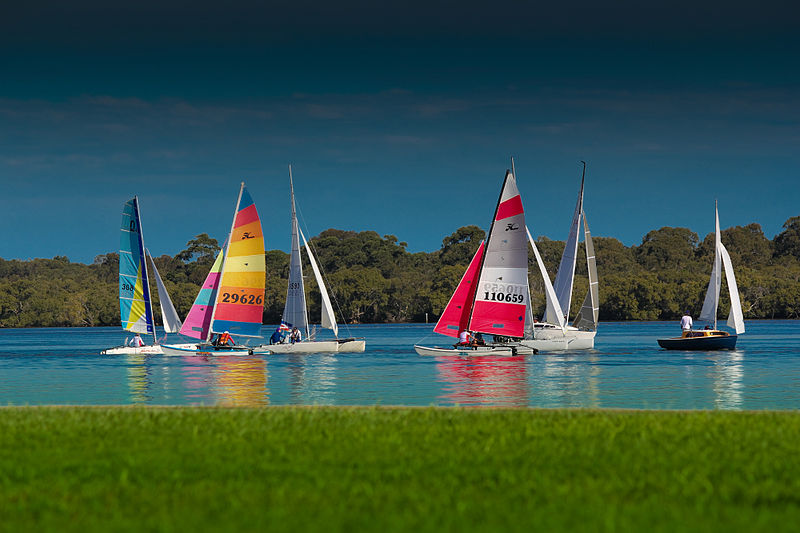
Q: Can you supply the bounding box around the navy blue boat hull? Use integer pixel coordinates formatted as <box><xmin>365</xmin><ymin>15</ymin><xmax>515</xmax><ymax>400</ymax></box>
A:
<box><xmin>657</xmin><ymin>334</ymin><xmax>738</xmax><ymax>350</ymax></box>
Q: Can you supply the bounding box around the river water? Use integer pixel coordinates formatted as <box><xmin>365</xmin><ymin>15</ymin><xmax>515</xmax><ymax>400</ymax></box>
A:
<box><xmin>0</xmin><ymin>321</ymin><xmax>798</xmax><ymax>409</ymax></box>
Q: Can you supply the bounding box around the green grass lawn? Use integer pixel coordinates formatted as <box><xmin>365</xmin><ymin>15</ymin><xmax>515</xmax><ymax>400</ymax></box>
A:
<box><xmin>1</xmin><ymin>407</ymin><xmax>799</xmax><ymax>532</ymax></box>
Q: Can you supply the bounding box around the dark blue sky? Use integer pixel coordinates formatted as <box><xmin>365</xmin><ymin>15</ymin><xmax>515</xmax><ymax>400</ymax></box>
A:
<box><xmin>2</xmin><ymin>1</ymin><xmax>798</xmax><ymax>262</ymax></box>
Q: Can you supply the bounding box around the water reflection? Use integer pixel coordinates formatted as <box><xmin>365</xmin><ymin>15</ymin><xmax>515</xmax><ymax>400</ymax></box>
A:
<box><xmin>287</xmin><ymin>354</ymin><xmax>337</xmax><ymax>405</ymax></box>
<box><xmin>436</xmin><ymin>356</ymin><xmax>528</xmax><ymax>406</ymax></box>
<box><xmin>126</xmin><ymin>354</ymin><xmax>150</xmax><ymax>404</ymax></box>
<box><xmin>528</xmin><ymin>353</ymin><xmax>602</xmax><ymax>408</ymax></box>
<box><xmin>211</xmin><ymin>356</ymin><xmax>269</xmax><ymax>407</ymax></box>
<box><xmin>710</xmin><ymin>351</ymin><xmax>744</xmax><ymax>410</ymax></box>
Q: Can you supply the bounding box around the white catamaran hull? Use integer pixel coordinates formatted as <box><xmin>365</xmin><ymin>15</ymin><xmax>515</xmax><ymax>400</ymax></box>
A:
<box><xmin>520</xmin><ymin>324</ymin><xmax>596</xmax><ymax>351</ymax></box>
<box><xmin>160</xmin><ymin>343</ymin><xmax>254</xmax><ymax>356</ymax></box>
<box><xmin>337</xmin><ymin>338</ymin><xmax>366</xmax><ymax>353</ymax></box>
<box><xmin>414</xmin><ymin>344</ymin><xmax>536</xmax><ymax>357</ymax></box>
<box><xmin>101</xmin><ymin>344</ymin><xmax>166</xmax><ymax>355</ymax></box>
<box><xmin>253</xmin><ymin>340</ymin><xmax>340</xmax><ymax>354</ymax></box>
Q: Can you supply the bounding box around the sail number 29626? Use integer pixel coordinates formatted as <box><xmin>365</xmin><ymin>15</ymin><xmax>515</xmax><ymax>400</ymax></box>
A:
<box><xmin>221</xmin><ymin>293</ymin><xmax>263</xmax><ymax>305</ymax></box>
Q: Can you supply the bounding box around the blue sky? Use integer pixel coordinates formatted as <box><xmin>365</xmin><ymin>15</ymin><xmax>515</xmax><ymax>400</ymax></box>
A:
<box><xmin>1</xmin><ymin>1</ymin><xmax>798</xmax><ymax>262</ymax></box>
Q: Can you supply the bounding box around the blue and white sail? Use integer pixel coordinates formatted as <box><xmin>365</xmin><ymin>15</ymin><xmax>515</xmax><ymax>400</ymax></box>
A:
<box><xmin>119</xmin><ymin>197</ymin><xmax>155</xmax><ymax>338</ymax></box>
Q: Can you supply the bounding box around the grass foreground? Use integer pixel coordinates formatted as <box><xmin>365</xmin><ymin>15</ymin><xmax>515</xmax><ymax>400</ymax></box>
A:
<box><xmin>1</xmin><ymin>407</ymin><xmax>800</xmax><ymax>532</ymax></box>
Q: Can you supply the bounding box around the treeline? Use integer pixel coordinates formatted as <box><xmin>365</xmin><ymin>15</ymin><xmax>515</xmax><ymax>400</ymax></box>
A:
<box><xmin>1</xmin><ymin>216</ymin><xmax>800</xmax><ymax>328</ymax></box>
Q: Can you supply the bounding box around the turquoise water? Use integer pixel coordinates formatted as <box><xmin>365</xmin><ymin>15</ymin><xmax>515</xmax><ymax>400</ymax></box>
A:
<box><xmin>0</xmin><ymin>321</ymin><xmax>798</xmax><ymax>409</ymax></box>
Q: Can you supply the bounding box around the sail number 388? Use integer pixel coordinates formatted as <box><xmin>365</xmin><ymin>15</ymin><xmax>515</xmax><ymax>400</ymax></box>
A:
<box><xmin>484</xmin><ymin>292</ymin><xmax>525</xmax><ymax>303</ymax></box>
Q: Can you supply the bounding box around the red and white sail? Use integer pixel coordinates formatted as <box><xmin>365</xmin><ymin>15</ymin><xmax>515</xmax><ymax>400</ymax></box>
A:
<box><xmin>468</xmin><ymin>170</ymin><xmax>530</xmax><ymax>338</ymax></box>
<box><xmin>433</xmin><ymin>241</ymin><xmax>485</xmax><ymax>338</ymax></box>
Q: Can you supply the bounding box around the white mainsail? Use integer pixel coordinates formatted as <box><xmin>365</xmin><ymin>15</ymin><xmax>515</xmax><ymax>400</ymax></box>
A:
<box><xmin>698</xmin><ymin>202</ymin><xmax>744</xmax><ymax>334</ymax></box>
<box><xmin>300</xmin><ymin>228</ymin><xmax>338</xmax><ymax>336</ymax></box>
<box><xmin>283</xmin><ymin>167</ymin><xmax>310</xmax><ymax>338</ymax></box>
<box><xmin>544</xmin><ymin>171</ymin><xmax>585</xmax><ymax>324</ymax></box>
<box><xmin>526</xmin><ymin>226</ymin><xmax>565</xmax><ymax>330</ymax></box>
<box><xmin>147</xmin><ymin>251</ymin><xmax>183</xmax><ymax>333</ymax></box>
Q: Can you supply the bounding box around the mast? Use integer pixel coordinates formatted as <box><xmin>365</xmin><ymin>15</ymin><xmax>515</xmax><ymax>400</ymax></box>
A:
<box><xmin>207</xmin><ymin>182</ymin><xmax>243</xmax><ymax>342</ymax></box>
<box><xmin>134</xmin><ymin>197</ymin><xmax>158</xmax><ymax>345</ymax></box>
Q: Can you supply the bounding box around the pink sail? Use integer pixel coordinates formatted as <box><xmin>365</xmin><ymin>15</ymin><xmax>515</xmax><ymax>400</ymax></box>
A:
<box><xmin>179</xmin><ymin>249</ymin><xmax>224</xmax><ymax>340</ymax></box>
<box><xmin>433</xmin><ymin>241</ymin><xmax>485</xmax><ymax>338</ymax></box>
<box><xmin>468</xmin><ymin>170</ymin><xmax>529</xmax><ymax>338</ymax></box>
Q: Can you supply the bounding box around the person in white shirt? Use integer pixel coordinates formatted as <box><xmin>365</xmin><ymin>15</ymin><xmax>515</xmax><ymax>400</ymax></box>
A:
<box><xmin>680</xmin><ymin>312</ymin><xmax>693</xmax><ymax>332</ymax></box>
<box><xmin>130</xmin><ymin>333</ymin><xmax>145</xmax><ymax>347</ymax></box>
<box><xmin>290</xmin><ymin>327</ymin><xmax>302</xmax><ymax>344</ymax></box>
<box><xmin>458</xmin><ymin>330</ymin><xmax>471</xmax><ymax>346</ymax></box>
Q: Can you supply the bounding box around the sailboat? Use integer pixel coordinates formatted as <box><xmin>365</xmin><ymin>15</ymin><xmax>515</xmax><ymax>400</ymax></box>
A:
<box><xmin>521</xmin><ymin>162</ymin><xmax>599</xmax><ymax>351</ymax></box>
<box><xmin>414</xmin><ymin>168</ymin><xmax>537</xmax><ymax>357</ymax></box>
<box><xmin>253</xmin><ymin>167</ymin><xmax>366</xmax><ymax>354</ymax></box>
<box><xmin>658</xmin><ymin>202</ymin><xmax>744</xmax><ymax>350</ymax></box>
<box><xmin>101</xmin><ymin>197</ymin><xmax>187</xmax><ymax>355</ymax></box>
<box><xmin>161</xmin><ymin>183</ymin><xmax>265</xmax><ymax>356</ymax></box>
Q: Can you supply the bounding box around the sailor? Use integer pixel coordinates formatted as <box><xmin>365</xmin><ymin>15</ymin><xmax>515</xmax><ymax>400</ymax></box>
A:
<box><xmin>270</xmin><ymin>326</ymin><xmax>284</xmax><ymax>345</ymax></box>
<box><xmin>457</xmin><ymin>330</ymin><xmax>471</xmax><ymax>346</ymax></box>
<box><xmin>290</xmin><ymin>327</ymin><xmax>302</xmax><ymax>344</ymax></box>
<box><xmin>216</xmin><ymin>331</ymin><xmax>234</xmax><ymax>346</ymax></box>
<box><xmin>130</xmin><ymin>333</ymin><xmax>145</xmax><ymax>347</ymax></box>
<box><xmin>680</xmin><ymin>311</ymin><xmax>693</xmax><ymax>332</ymax></box>
<box><xmin>471</xmin><ymin>332</ymin><xmax>485</xmax><ymax>346</ymax></box>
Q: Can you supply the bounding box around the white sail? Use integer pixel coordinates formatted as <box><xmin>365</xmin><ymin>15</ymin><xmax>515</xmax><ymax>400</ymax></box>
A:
<box><xmin>572</xmin><ymin>211</ymin><xmax>599</xmax><ymax>331</ymax></box>
<box><xmin>147</xmin><ymin>251</ymin><xmax>183</xmax><ymax>333</ymax></box>
<box><xmin>720</xmin><ymin>242</ymin><xmax>745</xmax><ymax>334</ymax></box>
<box><xmin>699</xmin><ymin>205</ymin><xmax>723</xmax><ymax>326</ymax></box>
<box><xmin>283</xmin><ymin>168</ymin><xmax>309</xmax><ymax>338</ymax></box>
<box><xmin>526</xmin><ymin>226</ymin><xmax>565</xmax><ymax>330</ymax></box>
<box><xmin>300</xmin><ymin>228</ymin><xmax>338</xmax><ymax>336</ymax></box>
<box><xmin>698</xmin><ymin>202</ymin><xmax>744</xmax><ymax>334</ymax></box>
<box><xmin>544</xmin><ymin>174</ymin><xmax>584</xmax><ymax>324</ymax></box>
<box><xmin>467</xmin><ymin>169</ymin><xmax>530</xmax><ymax>338</ymax></box>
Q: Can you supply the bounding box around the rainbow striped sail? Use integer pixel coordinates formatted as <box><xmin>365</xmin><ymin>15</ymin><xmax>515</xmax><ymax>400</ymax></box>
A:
<box><xmin>119</xmin><ymin>197</ymin><xmax>154</xmax><ymax>335</ymax></box>
<box><xmin>209</xmin><ymin>184</ymin><xmax>266</xmax><ymax>337</ymax></box>
<box><xmin>179</xmin><ymin>248</ymin><xmax>224</xmax><ymax>340</ymax></box>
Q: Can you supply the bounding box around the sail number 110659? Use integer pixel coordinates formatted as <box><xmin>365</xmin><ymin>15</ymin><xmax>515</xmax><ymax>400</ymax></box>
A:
<box><xmin>483</xmin><ymin>291</ymin><xmax>525</xmax><ymax>303</ymax></box>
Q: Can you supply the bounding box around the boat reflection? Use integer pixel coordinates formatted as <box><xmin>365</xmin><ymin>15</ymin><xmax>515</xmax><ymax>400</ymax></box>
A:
<box><xmin>710</xmin><ymin>350</ymin><xmax>744</xmax><ymax>410</ymax></box>
<box><xmin>211</xmin><ymin>356</ymin><xmax>269</xmax><ymax>407</ymax></box>
<box><xmin>126</xmin><ymin>354</ymin><xmax>151</xmax><ymax>404</ymax></box>
<box><xmin>287</xmin><ymin>354</ymin><xmax>337</xmax><ymax>405</ymax></box>
<box><xmin>436</xmin><ymin>355</ymin><xmax>528</xmax><ymax>406</ymax></box>
<box><xmin>529</xmin><ymin>353</ymin><xmax>602</xmax><ymax>408</ymax></box>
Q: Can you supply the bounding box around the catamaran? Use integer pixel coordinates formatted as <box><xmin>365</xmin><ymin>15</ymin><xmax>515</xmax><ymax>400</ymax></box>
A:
<box><xmin>521</xmin><ymin>162</ymin><xmax>598</xmax><ymax>351</ymax></box>
<box><xmin>253</xmin><ymin>167</ymin><xmax>365</xmax><ymax>354</ymax></box>
<box><xmin>161</xmin><ymin>183</ymin><xmax>265</xmax><ymax>356</ymax></box>
<box><xmin>658</xmin><ymin>202</ymin><xmax>744</xmax><ymax>350</ymax></box>
<box><xmin>102</xmin><ymin>197</ymin><xmax>188</xmax><ymax>355</ymax></box>
<box><xmin>414</xmin><ymin>168</ymin><xmax>537</xmax><ymax>357</ymax></box>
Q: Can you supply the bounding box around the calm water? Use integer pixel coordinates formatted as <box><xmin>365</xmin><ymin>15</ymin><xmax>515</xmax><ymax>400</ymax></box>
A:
<box><xmin>1</xmin><ymin>321</ymin><xmax>799</xmax><ymax>409</ymax></box>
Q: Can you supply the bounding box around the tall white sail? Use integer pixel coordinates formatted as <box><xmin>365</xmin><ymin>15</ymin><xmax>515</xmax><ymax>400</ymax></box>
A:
<box><xmin>699</xmin><ymin>204</ymin><xmax>723</xmax><ymax>327</ymax></box>
<box><xmin>572</xmin><ymin>211</ymin><xmax>599</xmax><ymax>331</ymax></box>
<box><xmin>544</xmin><ymin>172</ymin><xmax>584</xmax><ymax>324</ymax></box>
<box><xmin>720</xmin><ymin>242</ymin><xmax>745</xmax><ymax>334</ymax></box>
<box><xmin>283</xmin><ymin>168</ymin><xmax>309</xmax><ymax>338</ymax></box>
<box><xmin>526</xmin><ymin>226</ymin><xmax>565</xmax><ymax>330</ymax></box>
<box><xmin>698</xmin><ymin>202</ymin><xmax>744</xmax><ymax>334</ymax></box>
<box><xmin>147</xmin><ymin>251</ymin><xmax>183</xmax><ymax>333</ymax></box>
<box><xmin>300</xmin><ymin>228</ymin><xmax>338</xmax><ymax>336</ymax></box>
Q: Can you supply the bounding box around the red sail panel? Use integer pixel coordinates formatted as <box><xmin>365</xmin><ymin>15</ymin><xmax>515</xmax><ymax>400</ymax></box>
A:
<box><xmin>468</xmin><ymin>301</ymin><xmax>527</xmax><ymax>337</ymax></box>
<box><xmin>433</xmin><ymin>241</ymin><xmax>485</xmax><ymax>338</ymax></box>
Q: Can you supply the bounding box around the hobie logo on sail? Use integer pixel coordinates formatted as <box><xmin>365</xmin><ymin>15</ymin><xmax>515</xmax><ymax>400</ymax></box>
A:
<box><xmin>505</xmin><ymin>223</ymin><xmax>519</xmax><ymax>231</ymax></box>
